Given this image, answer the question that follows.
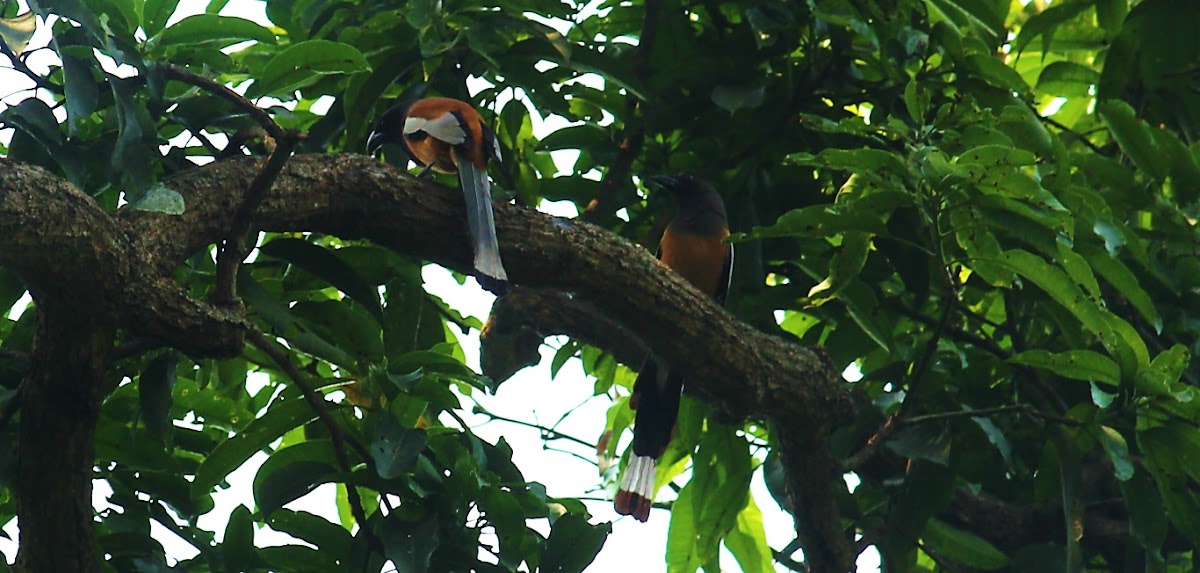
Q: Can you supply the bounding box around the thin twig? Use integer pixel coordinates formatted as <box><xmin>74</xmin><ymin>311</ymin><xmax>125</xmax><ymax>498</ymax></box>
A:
<box><xmin>245</xmin><ymin>328</ymin><xmax>378</xmax><ymax>548</ymax></box>
<box><xmin>895</xmin><ymin>304</ymin><xmax>1011</xmax><ymax>358</ymax></box>
<box><xmin>0</xmin><ymin>42</ymin><xmax>64</xmax><ymax>95</ymax></box>
<box><xmin>162</xmin><ymin>64</ymin><xmax>286</xmax><ymax>143</ymax></box>
<box><xmin>845</xmin><ymin>402</ymin><xmax>1083</xmax><ymax>471</ymax></box>
<box><xmin>904</xmin><ymin>404</ymin><xmax>1082</xmax><ymax>427</ymax></box>
<box><xmin>1035</xmin><ymin>105</ymin><xmax>1104</xmax><ymax>154</ymax></box>
<box><xmin>472</xmin><ymin>405</ymin><xmax>597</xmax><ymax>449</ymax></box>
<box><xmin>161</xmin><ymin>64</ymin><xmax>303</xmax><ymax>305</ymax></box>
<box><xmin>211</xmin><ymin>135</ymin><xmax>299</xmax><ymax>304</ymax></box>
<box><xmin>580</xmin><ymin>0</ymin><xmax>660</xmax><ymax>222</ymax></box>
<box><xmin>772</xmin><ymin>549</ymin><xmax>809</xmax><ymax>572</ymax></box>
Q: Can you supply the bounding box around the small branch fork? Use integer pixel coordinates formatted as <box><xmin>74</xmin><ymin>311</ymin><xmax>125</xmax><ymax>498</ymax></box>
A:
<box><xmin>160</xmin><ymin>64</ymin><xmax>304</xmax><ymax>305</ymax></box>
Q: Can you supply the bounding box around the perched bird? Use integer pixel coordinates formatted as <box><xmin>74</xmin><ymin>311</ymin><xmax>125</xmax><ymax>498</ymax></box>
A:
<box><xmin>614</xmin><ymin>173</ymin><xmax>733</xmax><ymax>522</ymax></box>
<box><xmin>367</xmin><ymin>96</ymin><xmax>509</xmax><ymax>294</ymax></box>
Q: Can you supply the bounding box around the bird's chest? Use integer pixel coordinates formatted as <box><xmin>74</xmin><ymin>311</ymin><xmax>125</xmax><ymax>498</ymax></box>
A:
<box><xmin>405</xmin><ymin>138</ymin><xmax>460</xmax><ymax>173</ymax></box>
<box><xmin>658</xmin><ymin>230</ymin><xmax>728</xmax><ymax>297</ymax></box>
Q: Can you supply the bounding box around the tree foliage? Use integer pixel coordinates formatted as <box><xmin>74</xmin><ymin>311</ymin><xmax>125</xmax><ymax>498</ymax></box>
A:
<box><xmin>1</xmin><ymin>0</ymin><xmax>1199</xmax><ymax>571</ymax></box>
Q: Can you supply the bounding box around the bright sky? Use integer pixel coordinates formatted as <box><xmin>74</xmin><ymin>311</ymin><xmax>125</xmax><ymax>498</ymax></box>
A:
<box><xmin>0</xmin><ymin>0</ymin><xmax>882</xmax><ymax>569</ymax></box>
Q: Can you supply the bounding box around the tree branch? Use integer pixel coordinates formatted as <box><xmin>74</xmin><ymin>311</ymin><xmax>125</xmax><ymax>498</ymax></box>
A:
<box><xmin>480</xmin><ymin>287</ymin><xmax>646</xmax><ymax>383</ymax></box>
<box><xmin>3</xmin><ymin>153</ymin><xmax>854</xmax><ymax>570</ymax></box>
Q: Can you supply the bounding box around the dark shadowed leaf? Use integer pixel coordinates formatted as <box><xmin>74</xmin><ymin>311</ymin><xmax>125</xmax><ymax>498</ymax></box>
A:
<box><xmin>370</xmin><ymin>417</ymin><xmax>427</xmax><ymax>479</ymax></box>
<box><xmin>253</xmin><ymin>440</ymin><xmax>344</xmax><ymax>516</ymax></box>
<box><xmin>540</xmin><ymin>513</ymin><xmax>610</xmax><ymax>573</ymax></box>
<box><xmin>139</xmin><ymin>351</ymin><xmax>177</xmax><ymax>441</ymax></box>
<box><xmin>258</xmin><ymin>238</ymin><xmax>384</xmax><ymax>322</ymax></box>
<box><xmin>193</xmin><ymin>398</ymin><xmax>319</xmax><ymax>495</ymax></box>
<box><xmin>922</xmin><ymin>518</ymin><xmax>1010</xmax><ymax>569</ymax></box>
<box><xmin>381</xmin><ymin>512</ymin><xmax>440</xmax><ymax>573</ymax></box>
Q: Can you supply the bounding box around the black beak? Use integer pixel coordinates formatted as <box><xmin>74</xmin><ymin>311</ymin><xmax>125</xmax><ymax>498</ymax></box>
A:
<box><xmin>644</xmin><ymin>174</ymin><xmax>678</xmax><ymax>189</ymax></box>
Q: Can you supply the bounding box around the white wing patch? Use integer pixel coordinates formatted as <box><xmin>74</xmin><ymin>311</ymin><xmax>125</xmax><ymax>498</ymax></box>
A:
<box><xmin>404</xmin><ymin>112</ymin><xmax>466</xmax><ymax>144</ymax></box>
<box><xmin>488</xmin><ymin>132</ymin><xmax>502</xmax><ymax>161</ymax></box>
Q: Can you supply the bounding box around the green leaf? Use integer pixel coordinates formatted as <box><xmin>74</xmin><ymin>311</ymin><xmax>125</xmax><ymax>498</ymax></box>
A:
<box><xmin>258</xmin><ymin>238</ymin><xmax>384</xmax><ymax>322</ymax></box>
<box><xmin>886</xmin><ymin>423</ymin><xmax>952</xmax><ymax>465</ymax></box>
<box><xmin>0</xmin><ymin>98</ymin><xmax>84</xmax><ymax>187</ymax></box>
<box><xmin>1015</xmin><ymin>2</ymin><xmax>1090</xmax><ymax>54</ymax></box>
<box><xmin>127</xmin><ymin>183</ymin><xmax>185</xmax><ymax>214</ymax></box>
<box><xmin>370</xmin><ymin>417</ymin><xmax>427</xmax><ymax>479</ymax></box>
<box><xmin>266</xmin><ymin>509</ymin><xmax>352</xmax><ymax>563</ymax></box>
<box><xmin>223</xmin><ymin>505</ymin><xmax>258</xmax><ymax>570</ymax></box>
<box><xmin>755</xmin><ymin>190</ymin><xmax>911</xmax><ymax>238</ymax></box>
<box><xmin>110</xmin><ymin>75</ymin><xmax>156</xmax><ymax>197</ymax></box>
<box><xmin>381</xmin><ymin>513</ymin><xmax>440</xmax><ymax>573</ymax></box>
<box><xmin>193</xmin><ymin>398</ymin><xmax>319</xmax><ymax>496</ymax></box>
<box><xmin>808</xmin><ymin>231</ymin><xmax>870</xmax><ymax>303</ymax></box>
<box><xmin>1036</xmin><ymin>62</ymin><xmax>1098</xmax><ymax>98</ymax></box>
<box><xmin>247</xmin><ymin>40</ymin><xmax>370</xmax><ymax>98</ymax></box>
<box><xmin>1119</xmin><ymin>467</ymin><xmax>1166</xmax><ymax>550</ymax></box>
<box><xmin>1152</xmin><ymin>126</ymin><xmax>1200</xmax><ymax>205</ymax></box>
<box><xmin>922</xmin><ymin>518</ymin><xmax>1010</xmax><ymax>569</ymax></box>
<box><xmin>816</xmin><ymin>148</ymin><xmax>910</xmax><ymax>175</ymax></box>
<box><xmin>710</xmin><ymin>84</ymin><xmax>765</xmax><ymax>113</ymax></box>
<box><xmin>1097</xmin><ymin>99</ymin><xmax>1170</xmax><ymax>182</ymax></box>
<box><xmin>721</xmin><ymin>494</ymin><xmax>774</xmax><ymax>573</ymax></box>
<box><xmin>541</xmin><ymin>513</ymin><xmax>610</xmax><ymax>573</ymax></box>
<box><xmin>956</xmin><ymin>144</ymin><xmax>1037</xmax><ymax>167</ymax></box>
<box><xmin>1095</xmin><ymin>0</ymin><xmax>1128</xmax><ymax>37</ymax></box>
<box><xmin>150</xmin><ymin>14</ymin><xmax>275</xmax><ymax>50</ymax></box>
<box><xmin>666</xmin><ymin>427</ymin><xmax>755</xmax><ymax>571</ymax></box>
<box><xmin>0</xmin><ymin>11</ymin><xmax>37</xmax><ymax>55</ymax></box>
<box><xmin>1096</xmin><ymin>426</ymin><xmax>1134</xmax><ymax>481</ymax></box>
<box><xmin>1158</xmin><ymin>479</ymin><xmax>1200</xmax><ymax>546</ymax></box>
<box><xmin>967</xmin><ymin>54</ymin><xmax>1031</xmax><ymax>95</ymax></box>
<box><xmin>254</xmin><ymin>441</ymin><xmax>340</xmax><ymax>516</ymax></box>
<box><xmin>139</xmin><ymin>351</ymin><xmax>177</xmax><ymax>441</ymax></box>
<box><xmin>56</xmin><ymin>29</ymin><xmax>99</xmax><ymax>136</ymax></box>
<box><xmin>1010</xmin><ymin>350</ymin><xmax>1121</xmax><ymax>387</ymax></box>
<box><xmin>1136</xmin><ymin>345</ymin><xmax>1191</xmax><ymax>396</ymax></box>
<box><xmin>1083</xmin><ymin>248</ymin><xmax>1161</xmax><ymax>332</ymax></box>
<box><xmin>904</xmin><ymin>77</ymin><xmax>930</xmax><ymax>122</ymax></box>
<box><xmin>140</xmin><ymin>0</ymin><xmax>180</xmax><ymax>35</ymax></box>
<box><xmin>991</xmin><ymin>249</ymin><xmax>1148</xmax><ymax>376</ymax></box>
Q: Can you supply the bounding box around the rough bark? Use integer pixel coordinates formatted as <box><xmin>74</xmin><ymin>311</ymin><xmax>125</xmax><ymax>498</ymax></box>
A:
<box><xmin>1</xmin><ymin>154</ymin><xmax>858</xmax><ymax>570</ymax></box>
<box><xmin>14</xmin><ymin>303</ymin><xmax>113</xmax><ymax>572</ymax></box>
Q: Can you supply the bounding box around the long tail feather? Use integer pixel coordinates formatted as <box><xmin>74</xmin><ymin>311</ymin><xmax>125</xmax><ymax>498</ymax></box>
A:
<box><xmin>615</xmin><ymin>360</ymin><xmax>682</xmax><ymax>522</ymax></box>
<box><xmin>453</xmin><ymin>148</ymin><xmax>508</xmax><ymax>294</ymax></box>
<box><xmin>615</xmin><ymin>454</ymin><xmax>656</xmax><ymax>522</ymax></box>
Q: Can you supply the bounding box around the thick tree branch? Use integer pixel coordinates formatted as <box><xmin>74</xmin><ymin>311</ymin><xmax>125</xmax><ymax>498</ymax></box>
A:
<box><xmin>480</xmin><ymin>286</ymin><xmax>647</xmax><ymax>383</ymax></box>
<box><xmin>3</xmin><ymin>153</ymin><xmax>856</xmax><ymax>570</ymax></box>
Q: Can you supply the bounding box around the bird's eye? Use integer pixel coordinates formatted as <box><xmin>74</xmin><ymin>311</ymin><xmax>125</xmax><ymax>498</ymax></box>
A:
<box><xmin>405</xmin><ymin>131</ymin><xmax>428</xmax><ymax>142</ymax></box>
